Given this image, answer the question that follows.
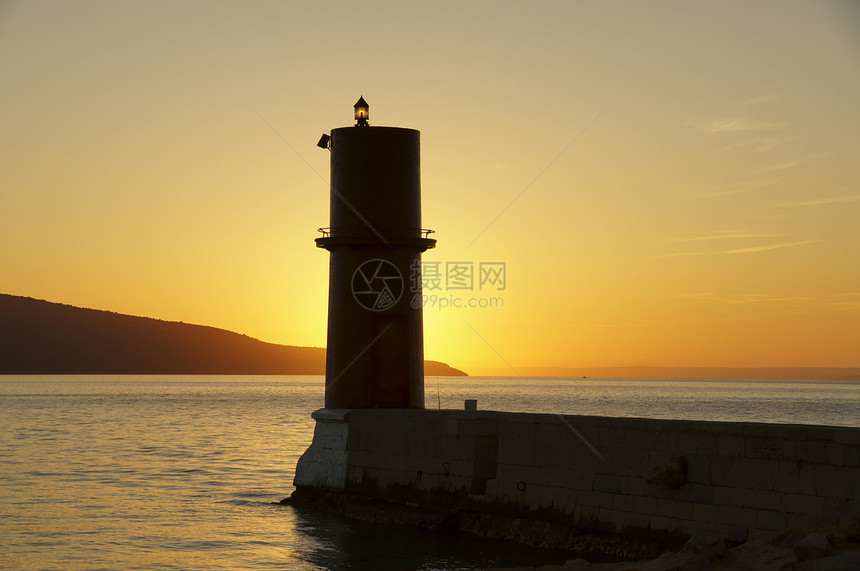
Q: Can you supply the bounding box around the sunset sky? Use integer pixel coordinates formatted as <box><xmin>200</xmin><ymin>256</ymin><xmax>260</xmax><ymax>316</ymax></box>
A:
<box><xmin>2</xmin><ymin>1</ymin><xmax>859</xmax><ymax>374</ymax></box>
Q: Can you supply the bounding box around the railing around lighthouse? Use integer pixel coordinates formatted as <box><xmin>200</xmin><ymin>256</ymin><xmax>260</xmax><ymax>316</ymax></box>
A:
<box><xmin>317</xmin><ymin>227</ymin><xmax>435</xmax><ymax>239</ymax></box>
<box><xmin>316</xmin><ymin>227</ymin><xmax>436</xmax><ymax>251</ymax></box>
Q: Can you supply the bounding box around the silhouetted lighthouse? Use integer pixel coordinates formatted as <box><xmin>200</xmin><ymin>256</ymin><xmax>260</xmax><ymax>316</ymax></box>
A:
<box><xmin>316</xmin><ymin>97</ymin><xmax>435</xmax><ymax>409</ymax></box>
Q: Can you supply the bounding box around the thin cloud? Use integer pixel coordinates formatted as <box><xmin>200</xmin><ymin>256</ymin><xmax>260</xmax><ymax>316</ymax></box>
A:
<box><xmin>761</xmin><ymin>153</ymin><xmax>822</xmax><ymax>173</ymax></box>
<box><xmin>827</xmin><ymin>293</ymin><xmax>860</xmax><ymax>311</ymax></box>
<box><xmin>679</xmin><ymin>292</ymin><xmax>807</xmax><ymax>305</ymax></box>
<box><xmin>738</xmin><ymin>96</ymin><xmax>780</xmax><ymax>107</ymax></box>
<box><xmin>752</xmin><ymin>137</ymin><xmax>792</xmax><ymax>152</ymax></box>
<box><xmin>782</xmin><ymin>194</ymin><xmax>860</xmax><ymax>207</ymax></box>
<box><xmin>761</xmin><ymin>160</ymin><xmax>802</xmax><ymax>173</ymax></box>
<box><xmin>828</xmin><ymin>300</ymin><xmax>860</xmax><ymax>310</ymax></box>
<box><xmin>660</xmin><ymin>239</ymin><xmax>819</xmax><ymax>258</ymax></box>
<box><xmin>671</xmin><ymin>230</ymin><xmax>785</xmax><ymax>243</ymax></box>
<box><xmin>688</xmin><ymin>117</ymin><xmax>782</xmax><ymax>133</ymax></box>
<box><xmin>685</xmin><ymin>292</ymin><xmax>860</xmax><ymax>312</ymax></box>
<box><xmin>688</xmin><ymin>178</ymin><xmax>778</xmax><ymax>198</ymax></box>
<box><xmin>719</xmin><ymin>240</ymin><xmax>819</xmax><ymax>254</ymax></box>
<box><xmin>720</xmin><ymin>136</ymin><xmax>795</xmax><ymax>153</ymax></box>
<box><xmin>738</xmin><ymin>212</ymin><xmax>799</xmax><ymax>223</ymax></box>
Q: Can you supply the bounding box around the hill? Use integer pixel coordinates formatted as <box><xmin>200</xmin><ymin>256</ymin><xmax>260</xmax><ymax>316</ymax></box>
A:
<box><xmin>0</xmin><ymin>294</ymin><xmax>467</xmax><ymax>376</ymax></box>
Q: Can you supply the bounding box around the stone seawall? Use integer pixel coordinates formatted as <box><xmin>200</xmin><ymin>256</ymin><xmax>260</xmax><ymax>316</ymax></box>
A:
<box><xmin>292</xmin><ymin>408</ymin><xmax>860</xmax><ymax>551</ymax></box>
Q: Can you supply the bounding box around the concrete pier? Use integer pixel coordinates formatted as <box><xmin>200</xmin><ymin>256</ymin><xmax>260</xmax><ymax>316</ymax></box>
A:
<box><xmin>292</xmin><ymin>409</ymin><xmax>860</xmax><ymax>554</ymax></box>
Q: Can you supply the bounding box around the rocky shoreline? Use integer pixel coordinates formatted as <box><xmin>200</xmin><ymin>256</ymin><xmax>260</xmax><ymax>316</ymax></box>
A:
<box><xmin>286</xmin><ymin>488</ymin><xmax>684</xmax><ymax>561</ymax></box>
<box><xmin>286</xmin><ymin>490</ymin><xmax>860</xmax><ymax>570</ymax></box>
<box><xmin>482</xmin><ymin>515</ymin><xmax>860</xmax><ymax>571</ymax></box>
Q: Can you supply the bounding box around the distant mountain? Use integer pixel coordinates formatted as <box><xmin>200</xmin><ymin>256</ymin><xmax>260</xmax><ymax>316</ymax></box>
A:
<box><xmin>474</xmin><ymin>366</ymin><xmax>860</xmax><ymax>381</ymax></box>
<box><xmin>0</xmin><ymin>294</ymin><xmax>467</xmax><ymax>376</ymax></box>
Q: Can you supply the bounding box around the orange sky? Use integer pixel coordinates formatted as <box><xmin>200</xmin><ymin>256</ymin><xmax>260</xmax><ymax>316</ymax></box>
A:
<box><xmin>2</xmin><ymin>1</ymin><xmax>859</xmax><ymax>374</ymax></box>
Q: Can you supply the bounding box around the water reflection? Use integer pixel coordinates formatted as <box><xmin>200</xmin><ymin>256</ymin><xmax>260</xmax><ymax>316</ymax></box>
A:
<box><xmin>284</xmin><ymin>504</ymin><xmax>575</xmax><ymax>571</ymax></box>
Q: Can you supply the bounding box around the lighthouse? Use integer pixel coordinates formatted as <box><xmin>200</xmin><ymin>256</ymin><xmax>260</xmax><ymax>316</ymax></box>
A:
<box><xmin>316</xmin><ymin>98</ymin><xmax>435</xmax><ymax>409</ymax></box>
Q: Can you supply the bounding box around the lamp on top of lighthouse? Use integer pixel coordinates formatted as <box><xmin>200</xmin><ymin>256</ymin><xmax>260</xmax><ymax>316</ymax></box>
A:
<box><xmin>354</xmin><ymin>96</ymin><xmax>369</xmax><ymax>127</ymax></box>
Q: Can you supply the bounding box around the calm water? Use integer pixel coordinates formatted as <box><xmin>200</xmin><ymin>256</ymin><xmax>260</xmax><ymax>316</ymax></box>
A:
<box><xmin>2</xmin><ymin>375</ymin><xmax>858</xmax><ymax>570</ymax></box>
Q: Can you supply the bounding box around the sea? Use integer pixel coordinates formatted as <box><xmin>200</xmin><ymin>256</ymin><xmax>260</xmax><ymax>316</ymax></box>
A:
<box><xmin>2</xmin><ymin>375</ymin><xmax>859</xmax><ymax>570</ymax></box>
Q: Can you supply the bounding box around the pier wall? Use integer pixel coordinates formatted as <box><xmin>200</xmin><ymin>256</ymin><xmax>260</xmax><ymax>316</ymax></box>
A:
<box><xmin>293</xmin><ymin>408</ymin><xmax>860</xmax><ymax>542</ymax></box>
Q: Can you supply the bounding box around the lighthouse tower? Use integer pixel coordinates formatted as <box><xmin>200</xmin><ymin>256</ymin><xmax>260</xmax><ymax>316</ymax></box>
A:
<box><xmin>315</xmin><ymin>98</ymin><xmax>435</xmax><ymax>409</ymax></box>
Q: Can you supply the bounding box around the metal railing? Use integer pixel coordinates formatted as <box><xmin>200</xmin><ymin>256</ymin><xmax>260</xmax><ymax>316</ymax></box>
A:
<box><xmin>317</xmin><ymin>227</ymin><xmax>435</xmax><ymax>239</ymax></box>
